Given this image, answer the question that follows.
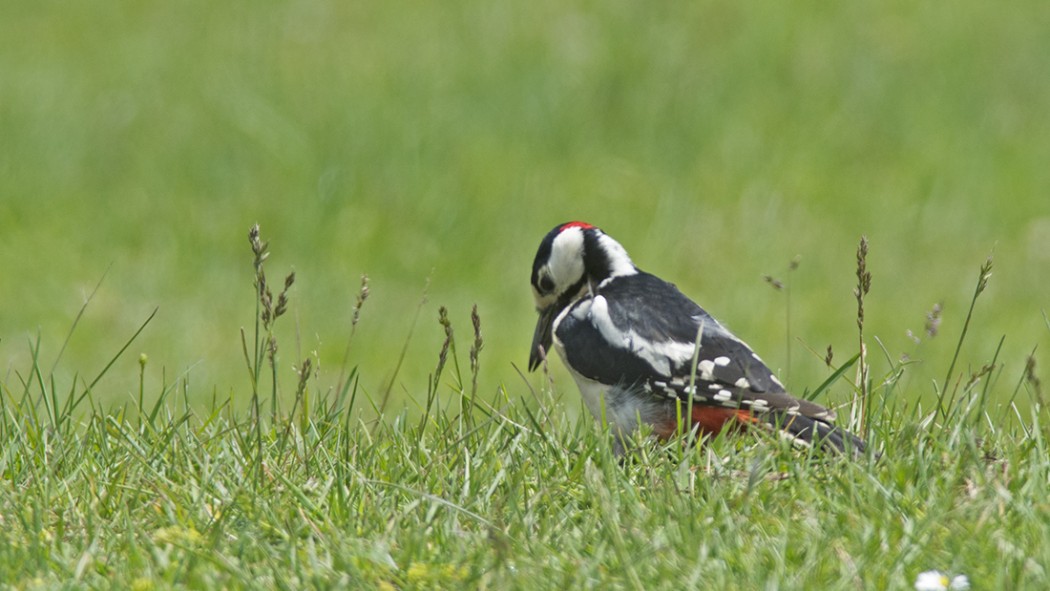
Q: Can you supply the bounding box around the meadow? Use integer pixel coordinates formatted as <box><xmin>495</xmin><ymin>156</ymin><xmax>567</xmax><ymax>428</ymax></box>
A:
<box><xmin>2</xmin><ymin>0</ymin><xmax>1050</xmax><ymax>588</ymax></box>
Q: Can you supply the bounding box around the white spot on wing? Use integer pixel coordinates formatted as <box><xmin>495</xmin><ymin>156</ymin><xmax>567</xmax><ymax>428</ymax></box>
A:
<box><xmin>734</xmin><ymin>377</ymin><xmax>750</xmax><ymax>389</ymax></box>
<box><xmin>714</xmin><ymin>390</ymin><xmax>733</xmax><ymax>402</ymax></box>
<box><xmin>697</xmin><ymin>359</ymin><xmax>715</xmax><ymax>380</ymax></box>
<box><xmin>714</xmin><ymin>356</ymin><xmax>731</xmax><ymax>367</ymax></box>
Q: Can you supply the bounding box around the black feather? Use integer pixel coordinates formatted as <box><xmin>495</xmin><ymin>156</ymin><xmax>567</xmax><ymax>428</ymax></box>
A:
<box><xmin>765</xmin><ymin>411</ymin><xmax>867</xmax><ymax>456</ymax></box>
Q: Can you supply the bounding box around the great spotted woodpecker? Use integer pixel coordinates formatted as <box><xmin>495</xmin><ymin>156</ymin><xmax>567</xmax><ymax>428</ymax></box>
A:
<box><xmin>528</xmin><ymin>221</ymin><xmax>866</xmax><ymax>456</ymax></box>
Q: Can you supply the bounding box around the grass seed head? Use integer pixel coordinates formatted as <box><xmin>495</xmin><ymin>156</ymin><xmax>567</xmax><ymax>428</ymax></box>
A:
<box><xmin>470</xmin><ymin>305</ymin><xmax>482</xmax><ymax>359</ymax></box>
<box><xmin>854</xmin><ymin>236</ymin><xmax>871</xmax><ymax>329</ymax></box>
<box><xmin>435</xmin><ymin>306</ymin><xmax>452</xmax><ymax>380</ymax></box>
<box><xmin>267</xmin><ymin>334</ymin><xmax>278</xmax><ymax>363</ymax></box>
<box><xmin>296</xmin><ymin>357</ymin><xmax>313</xmax><ymax>394</ymax></box>
<box><xmin>925</xmin><ymin>303</ymin><xmax>943</xmax><ymax>338</ymax></box>
<box><xmin>976</xmin><ymin>256</ymin><xmax>993</xmax><ymax>294</ymax></box>
<box><xmin>249</xmin><ymin>224</ymin><xmax>269</xmax><ymax>274</ymax></box>
<box><xmin>353</xmin><ymin>275</ymin><xmax>370</xmax><ymax>327</ymax></box>
<box><xmin>1025</xmin><ymin>354</ymin><xmax>1043</xmax><ymax>402</ymax></box>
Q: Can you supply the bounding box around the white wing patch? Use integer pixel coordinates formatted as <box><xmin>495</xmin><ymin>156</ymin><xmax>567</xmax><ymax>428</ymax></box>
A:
<box><xmin>697</xmin><ymin>359</ymin><xmax>715</xmax><ymax>380</ymax></box>
<box><xmin>587</xmin><ymin>296</ymin><xmax>622</xmax><ymax>345</ymax></box>
<box><xmin>588</xmin><ymin>295</ymin><xmax>694</xmax><ymax>376</ymax></box>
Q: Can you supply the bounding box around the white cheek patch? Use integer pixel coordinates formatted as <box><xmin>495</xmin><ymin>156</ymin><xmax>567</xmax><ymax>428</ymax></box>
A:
<box><xmin>548</xmin><ymin>228</ymin><xmax>586</xmax><ymax>292</ymax></box>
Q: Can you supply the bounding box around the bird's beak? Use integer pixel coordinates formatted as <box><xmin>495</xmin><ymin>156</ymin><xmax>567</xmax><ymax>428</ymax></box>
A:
<box><xmin>529</xmin><ymin>306</ymin><xmax>557</xmax><ymax>371</ymax></box>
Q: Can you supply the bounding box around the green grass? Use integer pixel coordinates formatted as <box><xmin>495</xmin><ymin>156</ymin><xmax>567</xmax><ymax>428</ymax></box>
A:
<box><xmin>1</xmin><ymin>230</ymin><xmax>1048</xmax><ymax>589</ymax></box>
<box><xmin>2</xmin><ymin>0</ymin><xmax>1050</xmax><ymax>588</ymax></box>
<box><xmin>1</xmin><ymin>345</ymin><xmax>1048</xmax><ymax>590</ymax></box>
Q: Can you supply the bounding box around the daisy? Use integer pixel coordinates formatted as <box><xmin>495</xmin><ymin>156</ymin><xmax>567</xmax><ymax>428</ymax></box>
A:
<box><xmin>915</xmin><ymin>570</ymin><xmax>970</xmax><ymax>590</ymax></box>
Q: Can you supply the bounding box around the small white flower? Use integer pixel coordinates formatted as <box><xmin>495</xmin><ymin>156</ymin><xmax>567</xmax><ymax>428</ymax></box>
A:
<box><xmin>915</xmin><ymin>570</ymin><xmax>970</xmax><ymax>591</ymax></box>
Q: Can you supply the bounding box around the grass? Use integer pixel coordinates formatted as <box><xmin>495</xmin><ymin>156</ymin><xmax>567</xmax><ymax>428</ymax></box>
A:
<box><xmin>2</xmin><ymin>0</ymin><xmax>1050</xmax><ymax>588</ymax></box>
<box><xmin>1</xmin><ymin>227</ymin><xmax>1048</xmax><ymax>589</ymax></box>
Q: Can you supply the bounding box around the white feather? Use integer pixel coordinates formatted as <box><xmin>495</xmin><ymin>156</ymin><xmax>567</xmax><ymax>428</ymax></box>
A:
<box><xmin>697</xmin><ymin>359</ymin><xmax>715</xmax><ymax>380</ymax></box>
<box><xmin>546</xmin><ymin>227</ymin><xmax>586</xmax><ymax>293</ymax></box>
<box><xmin>588</xmin><ymin>295</ymin><xmax>695</xmax><ymax>376</ymax></box>
<box><xmin>595</xmin><ymin>233</ymin><xmax>637</xmax><ymax>278</ymax></box>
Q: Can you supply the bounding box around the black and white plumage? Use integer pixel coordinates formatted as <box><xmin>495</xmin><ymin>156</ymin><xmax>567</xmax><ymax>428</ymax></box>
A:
<box><xmin>528</xmin><ymin>221</ymin><xmax>866</xmax><ymax>456</ymax></box>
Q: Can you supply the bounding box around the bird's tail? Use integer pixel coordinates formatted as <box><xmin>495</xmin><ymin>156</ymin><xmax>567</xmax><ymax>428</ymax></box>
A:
<box><xmin>685</xmin><ymin>405</ymin><xmax>869</xmax><ymax>456</ymax></box>
<box><xmin>762</xmin><ymin>411</ymin><xmax>868</xmax><ymax>456</ymax></box>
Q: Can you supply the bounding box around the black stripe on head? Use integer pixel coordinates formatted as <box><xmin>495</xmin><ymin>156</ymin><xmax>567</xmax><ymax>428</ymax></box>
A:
<box><xmin>581</xmin><ymin>229</ymin><xmax>611</xmax><ymax>283</ymax></box>
<box><xmin>580</xmin><ymin>226</ymin><xmax>641</xmax><ymax>284</ymax></box>
<box><xmin>530</xmin><ymin>228</ymin><xmax>557</xmax><ymax>291</ymax></box>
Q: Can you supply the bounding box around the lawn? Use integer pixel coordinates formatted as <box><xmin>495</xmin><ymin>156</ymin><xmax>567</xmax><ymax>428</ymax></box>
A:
<box><xmin>1</xmin><ymin>0</ymin><xmax>1049</xmax><ymax>588</ymax></box>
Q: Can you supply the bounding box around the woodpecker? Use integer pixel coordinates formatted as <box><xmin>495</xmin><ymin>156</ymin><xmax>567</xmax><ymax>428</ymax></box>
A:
<box><xmin>528</xmin><ymin>221</ymin><xmax>866</xmax><ymax>456</ymax></box>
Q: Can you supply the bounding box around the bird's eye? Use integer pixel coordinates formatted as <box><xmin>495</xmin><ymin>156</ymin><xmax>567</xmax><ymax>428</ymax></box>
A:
<box><xmin>539</xmin><ymin>276</ymin><xmax>555</xmax><ymax>293</ymax></box>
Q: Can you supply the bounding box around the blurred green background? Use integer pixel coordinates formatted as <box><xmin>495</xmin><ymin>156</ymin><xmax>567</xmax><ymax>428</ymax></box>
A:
<box><xmin>2</xmin><ymin>0</ymin><xmax>1048</xmax><ymax>413</ymax></box>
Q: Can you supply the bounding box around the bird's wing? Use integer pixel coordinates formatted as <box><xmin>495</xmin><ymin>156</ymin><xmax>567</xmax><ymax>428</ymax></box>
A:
<box><xmin>556</xmin><ymin>272</ymin><xmax>835</xmax><ymax>422</ymax></box>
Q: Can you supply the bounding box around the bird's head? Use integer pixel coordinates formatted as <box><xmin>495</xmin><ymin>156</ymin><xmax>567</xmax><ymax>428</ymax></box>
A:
<box><xmin>528</xmin><ymin>221</ymin><xmax>636</xmax><ymax>371</ymax></box>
